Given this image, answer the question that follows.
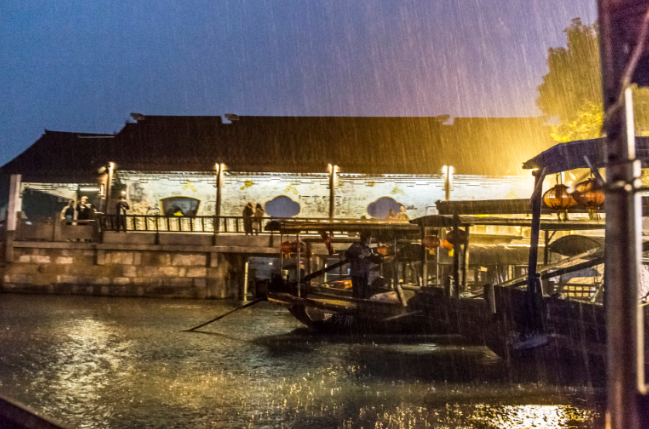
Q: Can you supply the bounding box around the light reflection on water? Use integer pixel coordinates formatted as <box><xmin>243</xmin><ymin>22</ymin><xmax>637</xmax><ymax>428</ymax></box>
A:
<box><xmin>0</xmin><ymin>295</ymin><xmax>603</xmax><ymax>428</ymax></box>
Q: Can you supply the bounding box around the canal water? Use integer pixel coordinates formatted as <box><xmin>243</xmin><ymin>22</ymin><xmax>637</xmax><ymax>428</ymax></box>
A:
<box><xmin>0</xmin><ymin>294</ymin><xmax>603</xmax><ymax>428</ymax></box>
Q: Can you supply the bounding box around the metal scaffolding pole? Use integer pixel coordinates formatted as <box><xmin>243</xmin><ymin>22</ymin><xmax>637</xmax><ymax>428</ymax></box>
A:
<box><xmin>598</xmin><ymin>1</ymin><xmax>646</xmax><ymax>427</ymax></box>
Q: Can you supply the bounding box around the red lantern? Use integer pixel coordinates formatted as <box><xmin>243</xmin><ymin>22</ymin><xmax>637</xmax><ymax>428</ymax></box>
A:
<box><xmin>574</xmin><ymin>179</ymin><xmax>605</xmax><ymax>209</ymax></box>
<box><xmin>279</xmin><ymin>241</ymin><xmax>306</xmax><ymax>255</ymax></box>
<box><xmin>542</xmin><ymin>184</ymin><xmax>576</xmax><ymax>211</ymax></box>
<box><xmin>422</xmin><ymin>236</ymin><xmax>441</xmax><ymax>249</ymax></box>
<box><xmin>445</xmin><ymin>229</ymin><xmax>467</xmax><ymax>245</ymax></box>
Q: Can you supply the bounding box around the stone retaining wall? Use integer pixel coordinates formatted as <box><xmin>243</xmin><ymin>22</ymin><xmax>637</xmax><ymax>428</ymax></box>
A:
<box><xmin>1</xmin><ymin>243</ymin><xmax>242</xmax><ymax>299</ymax></box>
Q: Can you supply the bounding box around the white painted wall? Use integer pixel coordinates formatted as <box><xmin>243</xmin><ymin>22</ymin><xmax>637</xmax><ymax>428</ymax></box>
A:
<box><xmin>113</xmin><ymin>171</ymin><xmax>535</xmax><ymax>219</ymax></box>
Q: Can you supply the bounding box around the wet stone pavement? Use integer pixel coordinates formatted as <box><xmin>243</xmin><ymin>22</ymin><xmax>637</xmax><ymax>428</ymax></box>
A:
<box><xmin>0</xmin><ymin>294</ymin><xmax>604</xmax><ymax>428</ymax></box>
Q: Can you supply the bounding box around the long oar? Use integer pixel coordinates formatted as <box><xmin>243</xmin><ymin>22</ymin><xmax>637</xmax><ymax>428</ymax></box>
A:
<box><xmin>184</xmin><ymin>298</ymin><xmax>265</xmax><ymax>332</ymax></box>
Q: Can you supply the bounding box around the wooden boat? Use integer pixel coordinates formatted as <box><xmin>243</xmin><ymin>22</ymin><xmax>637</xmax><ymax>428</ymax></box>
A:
<box><xmin>406</xmin><ymin>138</ymin><xmax>649</xmax><ymax>379</ymax></box>
<box><xmin>264</xmin><ymin>220</ymin><xmax>435</xmax><ymax>333</ymax></box>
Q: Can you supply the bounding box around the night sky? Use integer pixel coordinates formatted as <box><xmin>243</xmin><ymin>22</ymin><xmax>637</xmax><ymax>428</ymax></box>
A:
<box><xmin>1</xmin><ymin>0</ymin><xmax>597</xmax><ymax>166</ymax></box>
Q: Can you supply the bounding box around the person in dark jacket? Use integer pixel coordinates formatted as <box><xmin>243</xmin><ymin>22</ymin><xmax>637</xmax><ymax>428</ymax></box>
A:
<box><xmin>345</xmin><ymin>231</ymin><xmax>382</xmax><ymax>299</ymax></box>
<box><xmin>253</xmin><ymin>203</ymin><xmax>265</xmax><ymax>235</ymax></box>
<box><xmin>115</xmin><ymin>196</ymin><xmax>130</xmax><ymax>232</ymax></box>
<box><xmin>76</xmin><ymin>196</ymin><xmax>90</xmax><ymax>223</ymax></box>
<box><xmin>243</xmin><ymin>202</ymin><xmax>254</xmax><ymax>235</ymax></box>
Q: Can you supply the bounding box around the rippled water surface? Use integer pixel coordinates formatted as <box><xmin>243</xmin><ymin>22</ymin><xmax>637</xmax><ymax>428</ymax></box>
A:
<box><xmin>0</xmin><ymin>294</ymin><xmax>604</xmax><ymax>428</ymax></box>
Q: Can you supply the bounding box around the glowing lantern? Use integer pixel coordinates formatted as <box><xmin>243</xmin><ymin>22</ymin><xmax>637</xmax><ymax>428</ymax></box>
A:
<box><xmin>542</xmin><ymin>184</ymin><xmax>576</xmax><ymax>211</ymax></box>
<box><xmin>422</xmin><ymin>236</ymin><xmax>441</xmax><ymax>249</ymax></box>
<box><xmin>376</xmin><ymin>245</ymin><xmax>389</xmax><ymax>255</ymax></box>
<box><xmin>574</xmin><ymin>179</ymin><xmax>605</xmax><ymax>209</ymax></box>
<box><xmin>279</xmin><ymin>241</ymin><xmax>306</xmax><ymax>255</ymax></box>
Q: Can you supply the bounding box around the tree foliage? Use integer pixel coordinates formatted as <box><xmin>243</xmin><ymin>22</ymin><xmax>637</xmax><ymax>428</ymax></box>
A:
<box><xmin>537</xmin><ymin>18</ymin><xmax>649</xmax><ymax>141</ymax></box>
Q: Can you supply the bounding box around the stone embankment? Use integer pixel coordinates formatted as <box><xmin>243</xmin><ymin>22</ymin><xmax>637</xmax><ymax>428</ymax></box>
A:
<box><xmin>1</xmin><ymin>233</ymin><xmax>277</xmax><ymax>299</ymax></box>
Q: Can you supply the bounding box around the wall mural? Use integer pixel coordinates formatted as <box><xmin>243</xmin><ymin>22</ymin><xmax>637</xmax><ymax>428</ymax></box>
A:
<box><xmin>264</xmin><ymin>195</ymin><xmax>300</xmax><ymax>218</ymax></box>
<box><xmin>160</xmin><ymin>196</ymin><xmax>200</xmax><ymax>216</ymax></box>
<box><xmin>128</xmin><ymin>182</ymin><xmax>147</xmax><ymax>203</ymax></box>
<box><xmin>113</xmin><ymin>172</ymin><xmax>535</xmax><ymax>219</ymax></box>
<box><xmin>367</xmin><ymin>197</ymin><xmax>405</xmax><ymax>219</ymax></box>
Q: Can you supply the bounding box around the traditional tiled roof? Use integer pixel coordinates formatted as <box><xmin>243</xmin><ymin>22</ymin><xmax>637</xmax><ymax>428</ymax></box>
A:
<box><xmin>1</xmin><ymin>115</ymin><xmax>554</xmax><ymax>179</ymax></box>
<box><xmin>0</xmin><ymin>130</ymin><xmax>114</xmax><ymax>182</ymax></box>
<box><xmin>111</xmin><ymin>115</ymin><xmax>553</xmax><ymax>175</ymax></box>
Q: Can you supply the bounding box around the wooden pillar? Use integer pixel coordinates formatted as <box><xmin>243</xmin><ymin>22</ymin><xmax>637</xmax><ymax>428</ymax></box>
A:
<box><xmin>243</xmin><ymin>259</ymin><xmax>249</xmax><ymax>302</ymax></box>
<box><xmin>4</xmin><ymin>174</ymin><xmax>21</xmax><ymax>264</ymax></box>
<box><xmin>444</xmin><ymin>166</ymin><xmax>453</xmax><ymax>201</ymax></box>
<box><xmin>328</xmin><ymin>165</ymin><xmax>336</xmax><ymax>221</ymax></box>
<box><xmin>214</xmin><ymin>163</ymin><xmax>223</xmax><ymax>237</ymax></box>
<box><xmin>105</xmin><ymin>162</ymin><xmax>114</xmax><ymax>214</ymax></box>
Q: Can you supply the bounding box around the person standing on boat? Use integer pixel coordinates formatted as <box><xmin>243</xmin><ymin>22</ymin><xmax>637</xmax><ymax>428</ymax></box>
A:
<box><xmin>345</xmin><ymin>231</ymin><xmax>381</xmax><ymax>299</ymax></box>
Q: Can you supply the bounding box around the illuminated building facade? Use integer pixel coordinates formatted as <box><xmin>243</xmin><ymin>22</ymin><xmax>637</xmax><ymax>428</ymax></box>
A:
<box><xmin>0</xmin><ymin>115</ymin><xmax>554</xmax><ymax>220</ymax></box>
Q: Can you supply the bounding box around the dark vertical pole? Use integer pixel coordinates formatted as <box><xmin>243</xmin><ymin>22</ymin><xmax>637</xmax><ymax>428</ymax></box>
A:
<box><xmin>393</xmin><ymin>237</ymin><xmax>399</xmax><ymax>289</ymax></box>
<box><xmin>329</xmin><ymin>165</ymin><xmax>336</xmax><ymax>221</ymax></box>
<box><xmin>280</xmin><ymin>233</ymin><xmax>284</xmax><ymax>280</ymax></box>
<box><xmin>543</xmin><ymin>229</ymin><xmax>549</xmax><ymax>266</ymax></box>
<box><xmin>462</xmin><ymin>227</ymin><xmax>470</xmax><ymax>291</ymax></box>
<box><xmin>306</xmin><ymin>242</ymin><xmax>312</xmax><ymax>288</ymax></box>
<box><xmin>4</xmin><ymin>174</ymin><xmax>21</xmax><ymax>265</ymax></box>
<box><xmin>215</xmin><ymin>163</ymin><xmax>222</xmax><ymax>237</ymax></box>
<box><xmin>527</xmin><ymin>169</ymin><xmax>546</xmax><ymax>329</ymax></box>
<box><xmin>421</xmin><ymin>226</ymin><xmax>428</xmax><ymax>287</ymax></box>
<box><xmin>105</xmin><ymin>162</ymin><xmax>114</xmax><ymax>214</ymax></box>
<box><xmin>599</xmin><ymin>2</ymin><xmax>644</xmax><ymax>427</ymax></box>
<box><xmin>436</xmin><ymin>228</ymin><xmax>441</xmax><ymax>288</ymax></box>
<box><xmin>296</xmin><ymin>232</ymin><xmax>301</xmax><ymax>297</ymax></box>
<box><xmin>452</xmin><ymin>213</ymin><xmax>460</xmax><ymax>299</ymax></box>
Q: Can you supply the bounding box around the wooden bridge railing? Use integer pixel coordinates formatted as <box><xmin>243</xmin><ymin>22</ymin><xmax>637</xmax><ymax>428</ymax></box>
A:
<box><xmin>97</xmin><ymin>215</ymin><xmax>390</xmax><ymax>234</ymax></box>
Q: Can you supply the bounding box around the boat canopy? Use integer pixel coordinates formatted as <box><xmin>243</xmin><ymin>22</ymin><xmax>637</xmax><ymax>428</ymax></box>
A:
<box><xmin>548</xmin><ymin>235</ymin><xmax>604</xmax><ymax>257</ymax></box>
<box><xmin>522</xmin><ymin>136</ymin><xmax>649</xmax><ymax>174</ymax></box>
<box><xmin>410</xmin><ymin>215</ymin><xmax>606</xmax><ymax>231</ymax></box>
